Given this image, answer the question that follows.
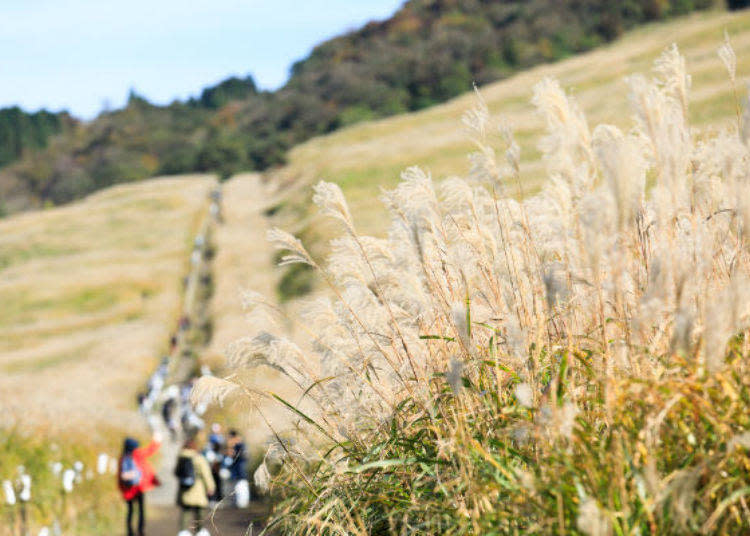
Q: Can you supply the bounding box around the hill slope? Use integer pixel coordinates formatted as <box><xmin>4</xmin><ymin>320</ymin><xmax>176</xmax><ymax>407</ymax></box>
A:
<box><xmin>270</xmin><ymin>8</ymin><xmax>750</xmax><ymax>242</ymax></box>
<box><xmin>0</xmin><ymin>175</ymin><xmax>214</xmax><ymax>435</ymax></box>
<box><xmin>0</xmin><ymin>0</ymin><xmax>720</xmax><ymax>213</ymax></box>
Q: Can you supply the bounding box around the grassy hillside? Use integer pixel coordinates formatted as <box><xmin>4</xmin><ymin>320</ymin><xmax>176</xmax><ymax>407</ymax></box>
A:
<box><xmin>0</xmin><ymin>1</ymin><xmax>721</xmax><ymax>213</ymax></box>
<box><xmin>271</xmin><ymin>8</ymin><xmax>750</xmax><ymax>240</ymax></box>
<box><xmin>206</xmin><ymin>14</ymin><xmax>750</xmax><ymax>534</ymax></box>
<box><xmin>0</xmin><ymin>175</ymin><xmax>214</xmax><ymax>435</ymax></box>
<box><xmin>203</xmin><ymin>174</ymin><xmax>302</xmax><ymax>452</ymax></box>
<box><xmin>206</xmin><ymin>174</ymin><xmax>277</xmax><ymax>366</ymax></box>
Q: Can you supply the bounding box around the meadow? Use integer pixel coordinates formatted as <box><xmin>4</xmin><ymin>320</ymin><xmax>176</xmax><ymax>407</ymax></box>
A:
<box><xmin>4</xmin><ymin>7</ymin><xmax>750</xmax><ymax>536</ymax></box>
<box><xmin>271</xmin><ymin>8</ymin><xmax>750</xmax><ymax>241</ymax></box>
<box><xmin>203</xmin><ymin>173</ymin><xmax>301</xmax><ymax>455</ymax></box>
<box><xmin>0</xmin><ymin>175</ymin><xmax>214</xmax><ymax>534</ymax></box>
<box><xmin>198</xmin><ymin>22</ymin><xmax>750</xmax><ymax>536</ymax></box>
<box><xmin>0</xmin><ymin>175</ymin><xmax>213</xmax><ymax>433</ymax></box>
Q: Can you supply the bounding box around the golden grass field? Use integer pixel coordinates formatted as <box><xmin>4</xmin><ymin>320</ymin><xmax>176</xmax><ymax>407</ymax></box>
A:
<box><xmin>204</xmin><ymin>173</ymin><xmax>302</xmax><ymax>451</ymax></box>
<box><xmin>201</xmin><ymin>8</ymin><xmax>750</xmax><ymax>450</ymax></box>
<box><xmin>271</xmin><ymin>8</ymin><xmax>750</xmax><ymax>235</ymax></box>
<box><xmin>215</xmin><ymin>9</ymin><xmax>750</xmax><ymax>533</ymax></box>
<box><xmin>206</xmin><ymin>174</ymin><xmax>277</xmax><ymax>366</ymax></box>
<box><xmin>5</xmin><ymin>9</ymin><xmax>749</xmax><ymax>442</ymax></box>
<box><xmin>0</xmin><ymin>175</ymin><xmax>214</xmax><ymax>437</ymax></box>
<box><xmin>1</xmin><ymin>8</ymin><xmax>750</xmax><ymax>534</ymax></box>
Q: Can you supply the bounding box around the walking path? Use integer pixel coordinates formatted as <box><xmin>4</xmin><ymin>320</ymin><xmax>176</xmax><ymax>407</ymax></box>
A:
<box><xmin>133</xmin><ymin>177</ymin><xmax>275</xmax><ymax>535</ymax></box>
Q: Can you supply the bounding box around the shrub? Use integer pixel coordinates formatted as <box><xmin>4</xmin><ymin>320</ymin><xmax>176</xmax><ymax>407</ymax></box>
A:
<box><xmin>728</xmin><ymin>0</ymin><xmax>750</xmax><ymax>10</ymax></box>
<box><xmin>195</xmin><ymin>135</ymin><xmax>247</xmax><ymax>180</ymax></box>
<box><xmin>197</xmin><ymin>44</ymin><xmax>750</xmax><ymax>535</ymax></box>
<box><xmin>277</xmin><ymin>263</ymin><xmax>315</xmax><ymax>302</ymax></box>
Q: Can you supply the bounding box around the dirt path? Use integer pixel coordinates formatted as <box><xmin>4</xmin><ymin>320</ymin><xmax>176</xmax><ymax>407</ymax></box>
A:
<box><xmin>203</xmin><ymin>174</ymin><xmax>303</xmax><ymax>450</ymax></box>
<box><xmin>134</xmin><ymin>178</ymin><xmax>277</xmax><ymax>536</ymax></box>
<box><xmin>150</xmin><ymin>501</ymin><xmax>272</xmax><ymax>536</ymax></box>
<box><xmin>135</xmin><ymin>175</ymin><xmax>284</xmax><ymax>536</ymax></box>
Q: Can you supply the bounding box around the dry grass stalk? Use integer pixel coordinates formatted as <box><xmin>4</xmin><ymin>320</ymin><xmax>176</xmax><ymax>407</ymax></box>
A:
<box><xmin>205</xmin><ymin>46</ymin><xmax>750</xmax><ymax>534</ymax></box>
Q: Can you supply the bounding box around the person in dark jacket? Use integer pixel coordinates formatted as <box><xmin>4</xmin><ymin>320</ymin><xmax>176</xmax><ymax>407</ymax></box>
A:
<box><xmin>226</xmin><ymin>429</ymin><xmax>248</xmax><ymax>481</ymax></box>
<box><xmin>204</xmin><ymin>423</ymin><xmax>225</xmax><ymax>503</ymax></box>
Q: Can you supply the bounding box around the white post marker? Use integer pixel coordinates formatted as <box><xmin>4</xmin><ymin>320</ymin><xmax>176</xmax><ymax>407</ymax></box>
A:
<box><xmin>51</xmin><ymin>462</ymin><xmax>63</xmax><ymax>476</ymax></box>
<box><xmin>235</xmin><ymin>479</ymin><xmax>250</xmax><ymax>508</ymax></box>
<box><xmin>62</xmin><ymin>469</ymin><xmax>75</xmax><ymax>493</ymax></box>
<box><xmin>38</xmin><ymin>528</ymin><xmax>50</xmax><ymax>536</ymax></box>
<box><xmin>97</xmin><ymin>453</ymin><xmax>108</xmax><ymax>475</ymax></box>
<box><xmin>19</xmin><ymin>474</ymin><xmax>31</xmax><ymax>502</ymax></box>
<box><xmin>2</xmin><ymin>479</ymin><xmax>16</xmax><ymax>505</ymax></box>
<box><xmin>73</xmin><ymin>461</ymin><xmax>84</xmax><ymax>483</ymax></box>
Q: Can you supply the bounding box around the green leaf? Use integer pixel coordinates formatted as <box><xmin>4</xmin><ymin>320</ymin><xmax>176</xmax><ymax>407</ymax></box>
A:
<box><xmin>271</xmin><ymin>392</ymin><xmax>342</xmax><ymax>447</ymax></box>
<box><xmin>348</xmin><ymin>457</ymin><xmax>417</xmax><ymax>474</ymax></box>
<box><xmin>419</xmin><ymin>334</ymin><xmax>456</xmax><ymax>342</ymax></box>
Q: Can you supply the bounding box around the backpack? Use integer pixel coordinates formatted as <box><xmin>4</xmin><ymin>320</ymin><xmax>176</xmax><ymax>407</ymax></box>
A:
<box><xmin>120</xmin><ymin>455</ymin><xmax>142</xmax><ymax>488</ymax></box>
<box><xmin>174</xmin><ymin>455</ymin><xmax>196</xmax><ymax>489</ymax></box>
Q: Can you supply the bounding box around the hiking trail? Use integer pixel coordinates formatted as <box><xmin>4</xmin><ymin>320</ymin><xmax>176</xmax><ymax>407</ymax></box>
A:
<box><xmin>137</xmin><ymin>175</ymin><xmax>275</xmax><ymax>536</ymax></box>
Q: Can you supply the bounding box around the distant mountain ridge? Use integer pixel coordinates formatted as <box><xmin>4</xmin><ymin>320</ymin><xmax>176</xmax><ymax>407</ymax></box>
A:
<box><xmin>0</xmin><ymin>0</ymin><xmax>727</xmax><ymax>214</ymax></box>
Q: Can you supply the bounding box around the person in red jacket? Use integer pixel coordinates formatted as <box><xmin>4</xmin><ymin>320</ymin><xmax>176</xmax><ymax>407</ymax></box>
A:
<box><xmin>118</xmin><ymin>434</ymin><xmax>161</xmax><ymax>536</ymax></box>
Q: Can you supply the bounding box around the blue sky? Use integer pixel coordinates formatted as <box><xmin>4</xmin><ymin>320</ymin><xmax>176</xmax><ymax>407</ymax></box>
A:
<box><xmin>0</xmin><ymin>0</ymin><xmax>404</xmax><ymax>119</ymax></box>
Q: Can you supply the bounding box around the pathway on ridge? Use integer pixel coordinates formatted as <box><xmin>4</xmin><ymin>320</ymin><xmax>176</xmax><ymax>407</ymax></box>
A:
<box><xmin>134</xmin><ymin>175</ymin><xmax>276</xmax><ymax>536</ymax></box>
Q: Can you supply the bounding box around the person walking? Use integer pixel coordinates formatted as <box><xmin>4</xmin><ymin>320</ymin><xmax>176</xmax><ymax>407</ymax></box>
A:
<box><xmin>225</xmin><ymin>429</ymin><xmax>250</xmax><ymax>507</ymax></box>
<box><xmin>204</xmin><ymin>424</ymin><xmax>225</xmax><ymax>504</ymax></box>
<box><xmin>162</xmin><ymin>386</ymin><xmax>179</xmax><ymax>440</ymax></box>
<box><xmin>225</xmin><ymin>429</ymin><xmax>248</xmax><ymax>482</ymax></box>
<box><xmin>118</xmin><ymin>434</ymin><xmax>162</xmax><ymax>536</ymax></box>
<box><xmin>175</xmin><ymin>437</ymin><xmax>215</xmax><ymax>536</ymax></box>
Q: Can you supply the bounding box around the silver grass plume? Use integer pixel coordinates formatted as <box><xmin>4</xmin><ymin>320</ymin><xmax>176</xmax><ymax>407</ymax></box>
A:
<box><xmin>514</xmin><ymin>382</ymin><xmax>533</xmax><ymax>408</ymax></box>
<box><xmin>446</xmin><ymin>356</ymin><xmax>464</xmax><ymax>393</ymax></box>
<box><xmin>542</xmin><ymin>261</ymin><xmax>569</xmax><ymax>310</ymax></box>
<box><xmin>660</xmin><ymin>467</ymin><xmax>701</xmax><ymax>533</ymax></box>
<box><xmin>240</xmin><ymin>289</ymin><xmax>279</xmax><ymax>314</ymax></box>
<box><xmin>451</xmin><ymin>301</ymin><xmax>471</xmax><ymax>350</ymax></box>
<box><xmin>653</xmin><ymin>43</ymin><xmax>691</xmax><ymax>118</ymax></box>
<box><xmin>718</xmin><ymin>30</ymin><xmax>737</xmax><ymax>85</ymax></box>
<box><xmin>576</xmin><ymin>497</ymin><xmax>611</xmax><ymax>536</ymax></box>
<box><xmin>532</xmin><ymin>77</ymin><xmax>593</xmax><ymax>195</ymax></box>
<box><xmin>742</xmin><ymin>82</ymin><xmax>750</xmax><ymax>145</ymax></box>
<box><xmin>463</xmin><ymin>87</ymin><xmax>506</xmax><ymax>187</ymax></box>
<box><xmin>191</xmin><ymin>376</ymin><xmax>239</xmax><ymax>407</ymax></box>
<box><xmin>313</xmin><ymin>180</ymin><xmax>356</xmax><ymax>234</ymax></box>
<box><xmin>462</xmin><ymin>85</ymin><xmax>490</xmax><ymax>141</ymax></box>
<box><xmin>592</xmin><ymin>124</ymin><xmax>646</xmax><ymax>230</ymax></box>
<box><xmin>226</xmin><ymin>332</ymin><xmax>279</xmax><ymax>369</ymax></box>
<box><xmin>267</xmin><ymin>227</ymin><xmax>315</xmax><ymax>267</ymax></box>
<box><xmin>502</xmin><ymin>123</ymin><xmax>521</xmax><ymax>178</ymax></box>
<box><xmin>703</xmin><ymin>277</ymin><xmax>750</xmax><ymax>373</ymax></box>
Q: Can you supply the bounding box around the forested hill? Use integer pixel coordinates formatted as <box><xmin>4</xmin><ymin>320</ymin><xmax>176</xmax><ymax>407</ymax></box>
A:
<box><xmin>0</xmin><ymin>0</ymin><xmax>728</xmax><ymax>214</ymax></box>
<box><xmin>0</xmin><ymin>107</ymin><xmax>72</xmax><ymax>168</ymax></box>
